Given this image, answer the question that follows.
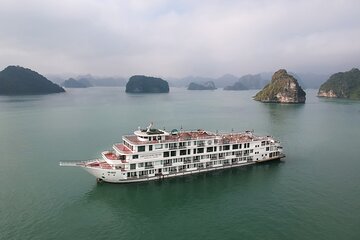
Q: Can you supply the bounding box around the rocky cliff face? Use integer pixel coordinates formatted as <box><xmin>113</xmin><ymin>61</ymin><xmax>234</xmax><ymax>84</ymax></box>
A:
<box><xmin>317</xmin><ymin>68</ymin><xmax>360</xmax><ymax>100</ymax></box>
<box><xmin>254</xmin><ymin>69</ymin><xmax>306</xmax><ymax>103</ymax></box>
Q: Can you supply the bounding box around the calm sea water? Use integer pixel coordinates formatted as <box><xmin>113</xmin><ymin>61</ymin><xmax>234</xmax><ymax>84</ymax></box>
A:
<box><xmin>0</xmin><ymin>88</ymin><xmax>359</xmax><ymax>240</ymax></box>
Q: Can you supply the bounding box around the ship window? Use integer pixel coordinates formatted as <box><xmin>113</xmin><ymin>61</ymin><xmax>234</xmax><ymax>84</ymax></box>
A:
<box><xmin>193</xmin><ymin>149</ymin><xmax>196</xmax><ymax>154</ymax></box>
<box><xmin>149</xmin><ymin>145</ymin><xmax>153</xmax><ymax>151</ymax></box>
<box><xmin>261</xmin><ymin>141</ymin><xmax>265</xmax><ymax>146</ymax></box>
<box><xmin>138</xmin><ymin>146</ymin><xmax>145</xmax><ymax>152</ymax></box>
<box><xmin>266</xmin><ymin>147</ymin><xmax>269</xmax><ymax>151</ymax></box>
<box><xmin>207</xmin><ymin>147</ymin><xmax>213</xmax><ymax>152</ymax></box>
<box><xmin>187</xmin><ymin>149</ymin><xmax>191</xmax><ymax>154</ymax></box>
<box><xmin>197</xmin><ymin>148</ymin><xmax>204</xmax><ymax>153</ymax></box>
<box><xmin>133</xmin><ymin>155</ymin><xmax>138</xmax><ymax>159</ymax></box>
<box><xmin>233</xmin><ymin>144</ymin><xmax>239</xmax><ymax>149</ymax></box>
<box><xmin>165</xmin><ymin>144</ymin><xmax>168</xmax><ymax>148</ymax></box>
<box><xmin>155</xmin><ymin>144</ymin><xmax>163</xmax><ymax>149</ymax></box>
<box><xmin>239</xmin><ymin>144</ymin><xmax>242</xmax><ymax>149</ymax></box>
<box><xmin>130</xmin><ymin>164</ymin><xmax>136</xmax><ymax>170</ymax></box>
<box><xmin>223</xmin><ymin>145</ymin><xmax>230</xmax><ymax>151</ymax></box>
<box><xmin>171</xmin><ymin>151</ymin><xmax>176</xmax><ymax>156</ymax></box>
<box><xmin>138</xmin><ymin>163</ymin><xmax>144</xmax><ymax>168</ymax></box>
<box><xmin>180</xmin><ymin>150</ymin><xmax>186</xmax><ymax>155</ymax></box>
<box><xmin>163</xmin><ymin>151</ymin><xmax>169</xmax><ymax>158</ymax></box>
<box><xmin>214</xmin><ymin>147</ymin><xmax>217</xmax><ymax>152</ymax></box>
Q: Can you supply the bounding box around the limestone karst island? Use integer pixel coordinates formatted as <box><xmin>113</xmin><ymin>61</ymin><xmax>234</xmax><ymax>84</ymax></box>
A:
<box><xmin>62</xmin><ymin>78</ymin><xmax>92</xmax><ymax>88</ymax></box>
<box><xmin>187</xmin><ymin>81</ymin><xmax>217</xmax><ymax>90</ymax></box>
<box><xmin>318</xmin><ymin>68</ymin><xmax>360</xmax><ymax>100</ymax></box>
<box><xmin>0</xmin><ymin>66</ymin><xmax>65</xmax><ymax>95</ymax></box>
<box><xmin>125</xmin><ymin>75</ymin><xmax>169</xmax><ymax>93</ymax></box>
<box><xmin>254</xmin><ymin>69</ymin><xmax>306</xmax><ymax>103</ymax></box>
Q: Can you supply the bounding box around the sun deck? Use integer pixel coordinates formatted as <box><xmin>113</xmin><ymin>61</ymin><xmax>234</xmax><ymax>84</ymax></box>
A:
<box><xmin>123</xmin><ymin>130</ymin><xmax>268</xmax><ymax>145</ymax></box>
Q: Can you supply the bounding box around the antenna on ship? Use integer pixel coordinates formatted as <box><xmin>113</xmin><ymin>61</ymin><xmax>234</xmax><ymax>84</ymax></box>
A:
<box><xmin>146</xmin><ymin>122</ymin><xmax>153</xmax><ymax>133</ymax></box>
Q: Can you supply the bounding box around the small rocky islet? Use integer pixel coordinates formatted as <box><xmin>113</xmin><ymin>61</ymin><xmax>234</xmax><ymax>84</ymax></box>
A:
<box><xmin>254</xmin><ymin>69</ymin><xmax>306</xmax><ymax>103</ymax></box>
<box><xmin>317</xmin><ymin>68</ymin><xmax>360</xmax><ymax>100</ymax></box>
<box><xmin>62</xmin><ymin>78</ymin><xmax>92</xmax><ymax>88</ymax></box>
<box><xmin>188</xmin><ymin>81</ymin><xmax>216</xmax><ymax>90</ymax></box>
<box><xmin>0</xmin><ymin>66</ymin><xmax>65</xmax><ymax>95</ymax></box>
<box><xmin>125</xmin><ymin>75</ymin><xmax>169</xmax><ymax>93</ymax></box>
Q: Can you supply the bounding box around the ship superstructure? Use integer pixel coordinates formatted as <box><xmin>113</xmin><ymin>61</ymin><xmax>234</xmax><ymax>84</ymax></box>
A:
<box><xmin>60</xmin><ymin>124</ymin><xmax>285</xmax><ymax>183</ymax></box>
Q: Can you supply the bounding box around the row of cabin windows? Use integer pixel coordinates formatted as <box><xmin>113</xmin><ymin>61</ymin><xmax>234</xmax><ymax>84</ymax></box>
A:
<box><xmin>137</xmin><ymin>142</ymin><xmax>251</xmax><ymax>153</ymax></box>
<box><xmin>127</xmin><ymin>156</ymin><xmax>255</xmax><ymax>172</ymax></box>
<box><xmin>134</xmin><ymin>151</ymin><xmax>252</xmax><ymax>167</ymax></box>
<box><xmin>162</xmin><ymin>146</ymin><xmax>253</xmax><ymax>158</ymax></box>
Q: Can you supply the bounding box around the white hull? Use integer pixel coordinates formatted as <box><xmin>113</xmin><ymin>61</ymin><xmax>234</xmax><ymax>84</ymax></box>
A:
<box><xmin>82</xmin><ymin>156</ymin><xmax>283</xmax><ymax>183</ymax></box>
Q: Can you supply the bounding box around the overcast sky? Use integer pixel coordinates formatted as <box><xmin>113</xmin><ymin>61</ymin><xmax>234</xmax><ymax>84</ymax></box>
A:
<box><xmin>0</xmin><ymin>0</ymin><xmax>359</xmax><ymax>77</ymax></box>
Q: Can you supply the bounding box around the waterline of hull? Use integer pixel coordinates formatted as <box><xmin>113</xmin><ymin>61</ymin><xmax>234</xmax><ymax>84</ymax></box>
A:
<box><xmin>84</xmin><ymin>157</ymin><xmax>284</xmax><ymax>183</ymax></box>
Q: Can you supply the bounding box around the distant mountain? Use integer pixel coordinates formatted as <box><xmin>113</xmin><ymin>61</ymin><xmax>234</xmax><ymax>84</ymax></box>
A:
<box><xmin>224</xmin><ymin>81</ymin><xmax>248</xmax><ymax>91</ymax></box>
<box><xmin>224</xmin><ymin>74</ymin><xmax>268</xmax><ymax>90</ymax></box>
<box><xmin>168</xmin><ymin>74</ymin><xmax>237</xmax><ymax>88</ymax></box>
<box><xmin>188</xmin><ymin>81</ymin><xmax>216</xmax><ymax>90</ymax></box>
<box><xmin>318</xmin><ymin>68</ymin><xmax>360</xmax><ymax>100</ymax></box>
<box><xmin>0</xmin><ymin>66</ymin><xmax>65</xmax><ymax>95</ymax></box>
<box><xmin>169</xmin><ymin>73</ymin><xmax>268</xmax><ymax>89</ymax></box>
<box><xmin>126</xmin><ymin>75</ymin><xmax>169</xmax><ymax>93</ymax></box>
<box><xmin>77</xmin><ymin>74</ymin><xmax>126</xmax><ymax>87</ymax></box>
<box><xmin>62</xmin><ymin>78</ymin><xmax>89</xmax><ymax>88</ymax></box>
<box><xmin>296</xmin><ymin>73</ymin><xmax>329</xmax><ymax>89</ymax></box>
<box><xmin>77</xmin><ymin>78</ymin><xmax>92</xmax><ymax>87</ymax></box>
<box><xmin>213</xmin><ymin>74</ymin><xmax>239</xmax><ymax>88</ymax></box>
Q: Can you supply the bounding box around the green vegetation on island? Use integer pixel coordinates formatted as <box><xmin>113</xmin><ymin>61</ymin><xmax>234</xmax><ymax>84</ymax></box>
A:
<box><xmin>318</xmin><ymin>68</ymin><xmax>360</xmax><ymax>100</ymax></box>
<box><xmin>0</xmin><ymin>66</ymin><xmax>65</xmax><ymax>95</ymax></box>
<box><xmin>254</xmin><ymin>69</ymin><xmax>306</xmax><ymax>103</ymax></box>
<box><xmin>125</xmin><ymin>75</ymin><xmax>169</xmax><ymax>93</ymax></box>
<box><xmin>188</xmin><ymin>81</ymin><xmax>216</xmax><ymax>90</ymax></box>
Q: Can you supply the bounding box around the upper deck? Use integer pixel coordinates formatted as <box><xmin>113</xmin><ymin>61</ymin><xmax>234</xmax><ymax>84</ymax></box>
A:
<box><xmin>123</xmin><ymin>129</ymin><xmax>271</xmax><ymax>146</ymax></box>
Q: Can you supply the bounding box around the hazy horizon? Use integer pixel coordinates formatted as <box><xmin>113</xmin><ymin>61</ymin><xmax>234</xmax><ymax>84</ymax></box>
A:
<box><xmin>1</xmin><ymin>0</ymin><xmax>359</xmax><ymax>78</ymax></box>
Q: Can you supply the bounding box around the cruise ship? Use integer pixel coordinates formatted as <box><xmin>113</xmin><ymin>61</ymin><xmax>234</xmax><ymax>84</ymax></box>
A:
<box><xmin>60</xmin><ymin>124</ymin><xmax>285</xmax><ymax>183</ymax></box>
